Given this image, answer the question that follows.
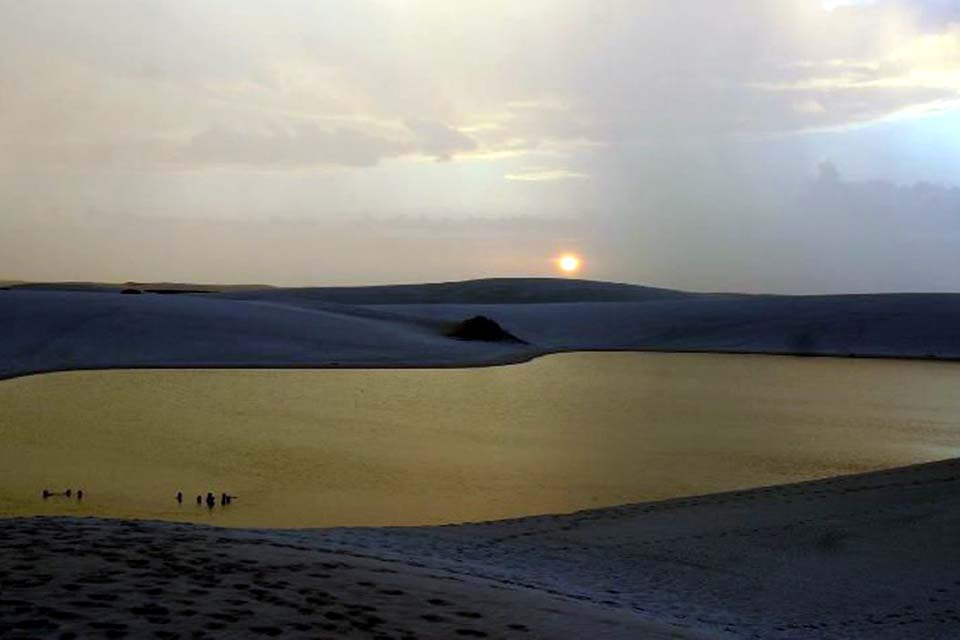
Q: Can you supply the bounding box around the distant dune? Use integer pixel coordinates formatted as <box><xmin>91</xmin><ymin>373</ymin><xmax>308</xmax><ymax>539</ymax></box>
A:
<box><xmin>7</xmin><ymin>280</ymin><xmax>274</xmax><ymax>293</ymax></box>
<box><xmin>223</xmin><ymin>277</ymin><xmax>688</xmax><ymax>305</ymax></box>
<box><xmin>3</xmin><ymin>277</ymin><xmax>960</xmax><ymax>379</ymax></box>
<box><xmin>4</xmin><ymin>279</ymin><xmax>960</xmax><ymax>638</ymax></box>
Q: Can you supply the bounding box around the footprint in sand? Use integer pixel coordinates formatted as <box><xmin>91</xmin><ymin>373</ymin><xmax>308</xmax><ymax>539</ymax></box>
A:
<box><xmin>206</xmin><ymin>612</ymin><xmax>239</xmax><ymax>623</ymax></box>
<box><xmin>12</xmin><ymin>619</ymin><xmax>59</xmax><ymax>633</ymax></box>
<box><xmin>130</xmin><ymin>604</ymin><xmax>169</xmax><ymax>617</ymax></box>
<box><xmin>88</xmin><ymin>621</ymin><xmax>129</xmax><ymax>638</ymax></box>
<box><xmin>71</xmin><ymin>599</ymin><xmax>111</xmax><ymax>609</ymax></box>
<box><xmin>421</xmin><ymin>613</ymin><xmax>447</xmax><ymax>623</ymax></box>
<box><xmin>38</xmin><ymin>606</ymin><xmax>86</xmax><ymax>621</ymax></box>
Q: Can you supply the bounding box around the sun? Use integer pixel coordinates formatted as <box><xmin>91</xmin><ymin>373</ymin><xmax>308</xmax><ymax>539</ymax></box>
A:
<box><xmin>557</xmin><ymin>254</ymin><xmax>582</xmax><ymax>274</ymax></box>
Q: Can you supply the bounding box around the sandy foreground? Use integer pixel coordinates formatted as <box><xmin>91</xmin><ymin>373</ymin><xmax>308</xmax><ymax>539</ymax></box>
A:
<box><xmin>3</xmin><ymin>458</ymin><xmax>959</xmax><ymax>639</ymax></box>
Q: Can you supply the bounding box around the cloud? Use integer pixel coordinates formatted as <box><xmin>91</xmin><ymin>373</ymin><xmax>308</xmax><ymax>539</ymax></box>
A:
<box><xmin>181</xmin><ymin>119</ymin><xmax>476</xmax><ymax>168</ymax></box>
<box><xmin>598</xmin><ymin>159</ymin><xmax>960</xmax><ymax>293</ymax></box>
<box><xmin>0</xmin><ymin>5</ymin><xmax>950</xmax><ymax>148</ymax></box>
<box><xmin>184</xmin><ymin>124</ymin><xmax>405</xmax><ymax>168</ymax></box>
<box><xmin>504</xmin><ymin>169</ymin><xmax>588</xmax><ymax>182</ymax></box>
<box><xmin>1</xmin><ymin>1</ymin><xmax>959</xmax><ymax>291</ymax></box>
<box><xmin>0</xmin><ymin>119</ymin><xmax>478</xmax><ymax>171</ymax></box>
<box><xmin>404</xmin><ymin>119</ymin><xmax>476</xmax><ymax>161</ymax></box>
<box><xmin>822</xmin><ymin>0</ymin><xmax>877</xmax><ymax>11</ymax></box>
<box><xmin>2</xmin><ymin>0</ymin><xmax>957</xmax><ymax>167</ymax></box>
<box><xmin>793</xmin><ymin>99</ymin><xmax>827</xmax><ymax>115</ymax></box>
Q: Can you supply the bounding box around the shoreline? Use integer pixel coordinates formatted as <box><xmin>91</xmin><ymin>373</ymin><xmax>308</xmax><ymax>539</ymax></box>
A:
<box><xmin>7</xmin><ymin>281</ymin><xmax>960</xmax><ymax>381</ymax></box>
<box><xmin>4</xmin><ymin>457</ymin><xmax>960</xmax><ymax>638</ymax></box>
<box><xmin>5</xmin><ymin>279</ymin><xmax>960</xmax><ymax>635</ymax></box>
<box><xmin>3</xmin><ymin>345</ymin><xmax>960</xmax><ymax>383</ymax></box>
<box><xmin>6</xmin><ymin>454</ymin><xmax>955</xmax><ymax>532</ymax></box>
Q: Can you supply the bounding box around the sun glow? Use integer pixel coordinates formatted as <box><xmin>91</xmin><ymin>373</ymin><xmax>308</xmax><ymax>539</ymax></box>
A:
<box><xmin>557</xmin><ymin>254</ymin><xmax>582</xmax><ymax>274</ymax></box>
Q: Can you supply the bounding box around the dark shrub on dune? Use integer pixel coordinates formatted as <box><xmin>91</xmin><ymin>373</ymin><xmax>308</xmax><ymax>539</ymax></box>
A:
<box><xmin>145</xmin><ymin>288</ymin><xmax>217</xmax><ymax>294</ymax></box>
<box><xmin>120</xmin><ymin>288</ymin><xmax>143</xmax><ymax>294</ymax></box>
<box><xmin>447</xmin><ymin>316</ymin><xmax>526</xmax><ymax>343</ymax></box>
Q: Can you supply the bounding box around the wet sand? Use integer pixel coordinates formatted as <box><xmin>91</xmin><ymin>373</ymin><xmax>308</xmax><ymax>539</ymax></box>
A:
<box><xmin>3</xmin><ymin>458</ymin><xmax>960</xmax><ymax>639</ymax></box>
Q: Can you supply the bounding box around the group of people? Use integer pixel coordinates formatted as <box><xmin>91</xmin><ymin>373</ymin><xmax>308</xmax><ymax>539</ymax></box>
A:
<box><xmin>40</xmin><ymin>488</ymin><xmax>237</xmax><ymax>510</ymax></box>
<box><xmin>41</xmin><ymin>488</ymin><xmax>83</xmax><ymax>500</ymax></box>
<box><xmin>176</xmin><ymin>490</ymin><xmax>236</xmax><ymax>508</ymax></box>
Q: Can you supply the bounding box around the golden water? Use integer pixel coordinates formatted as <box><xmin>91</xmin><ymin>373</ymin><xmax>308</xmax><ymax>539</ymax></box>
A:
<box><xmin>2</xmin><ymin>352</ymin><xmax>959</xmax><ymax>527</ymax></box>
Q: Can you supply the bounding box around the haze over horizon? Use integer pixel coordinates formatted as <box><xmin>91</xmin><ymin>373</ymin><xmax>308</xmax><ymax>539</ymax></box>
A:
<box><xmin>2</xmin><ymin>0</ymin><xmax>959</xmax><ymax>293</ymax></box>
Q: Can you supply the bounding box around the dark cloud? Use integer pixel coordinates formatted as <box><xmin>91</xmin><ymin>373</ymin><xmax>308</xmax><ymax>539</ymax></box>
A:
<box><xmin>405</xmin><ymin>119</ymin><xmax>477</xmax><ymax>161</ymax></box>
<box><xmin>181</xmin><ymin>120</ymin><xmax>477</xmax><ymax>168</ymax></box>
<box><xmin>184</xmin><ymin>125</ymin><xmax>404</xmax><ymax>168</ymax></box>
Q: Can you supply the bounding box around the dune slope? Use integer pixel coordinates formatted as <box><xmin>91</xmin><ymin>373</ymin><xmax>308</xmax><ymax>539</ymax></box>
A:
<box><xmin>2</xmin><ymin>459</ymin><xmax>958</xmax><ymax>639</ymax></box>
<box><xmin>0</xmin><ymin>288</ymin><xmax>533</xmax><ymax>379</ymax></box>
<box><xmin>4</xmin><ymin>279</ymin><xmax>960</xmax><ymax>379</ymax></box>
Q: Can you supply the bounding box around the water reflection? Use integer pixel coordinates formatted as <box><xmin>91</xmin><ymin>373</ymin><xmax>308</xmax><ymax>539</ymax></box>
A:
<box><xmin>2</xmin><ymin>353</ymin><xmax>959</xmax><ymax>527</ymax></box>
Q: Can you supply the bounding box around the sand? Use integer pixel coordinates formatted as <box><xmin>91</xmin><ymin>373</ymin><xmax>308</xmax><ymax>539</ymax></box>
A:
<box><xmin>4</xmin><ymin>278</ymin><xmax>960</xmax><ymax>637</ymax></box>
<box><xmin>3</xmin><ymin>458</ymin><xmax>960</xmax><ymax>639</ymax></box>
<box><xmin>0</xmin><ymin>519</ymin><xmax>694</xmax><ymax>640</ymax></box>
<box><xmin>6</xmin><ymin>278</ymin><xmax>960</xmax><ymax>380</ymax></box>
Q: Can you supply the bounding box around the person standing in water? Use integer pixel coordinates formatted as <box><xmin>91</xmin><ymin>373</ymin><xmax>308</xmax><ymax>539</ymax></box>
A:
<box><xmin>205</xmin><ymin>492</ymin><xmax>215</xmax><ymax>509</ymax></box>
<box><xmin>176</xmin><ymin>491</ymin><xmax>183</xmax><ymax>504</ymax></box>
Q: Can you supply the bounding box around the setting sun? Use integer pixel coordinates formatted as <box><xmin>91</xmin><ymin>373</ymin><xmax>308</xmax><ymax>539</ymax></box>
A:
<box><xmin>558</xmin><ymin>254</ymin><xmax>582</xmax><ymax>274</ymax></box>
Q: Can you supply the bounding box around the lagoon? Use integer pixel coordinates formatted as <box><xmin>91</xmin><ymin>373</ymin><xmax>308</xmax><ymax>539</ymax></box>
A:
<box><xmin>2</xmin><ymin>352</ymin><xmax>959</xmax><ymax>527</ymax></box>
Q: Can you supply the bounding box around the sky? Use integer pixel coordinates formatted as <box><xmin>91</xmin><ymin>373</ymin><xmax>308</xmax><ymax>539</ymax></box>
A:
<box><xmin>1</xmin><ymin>0</ymin><xmax>959</xmax><ymax>292</ymax></box>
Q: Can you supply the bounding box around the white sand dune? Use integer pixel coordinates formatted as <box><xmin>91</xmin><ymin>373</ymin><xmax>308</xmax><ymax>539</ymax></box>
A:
<box><xmin>3</xmin><ymin>277</ymin><xmax>960</xmax><ymax>638</ymax></box>
<box><xmin>4</xmin><ymin>278</ymin><xmax>960</xmax><ymax>379</ymax></box>
<box><xmin>2</xmin><ymin>458</ymin><xmax>958</xmax><ymax>639</ymax></box>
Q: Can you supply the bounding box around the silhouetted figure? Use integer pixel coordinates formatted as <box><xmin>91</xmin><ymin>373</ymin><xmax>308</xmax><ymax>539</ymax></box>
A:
<box><xmin>77</xmin><ymin>489</ymin><xmax>83</xmax><ymax>500</ymax></box>
<box><xmin>176</xmin><ymin>491</ymin><xmax>183</xmax><ymax>504</ymax></box>
<box><xmin>42</xmin><ymin>489</ymin><xmax>51</xmax><ymax>499</ymax></box>
<box><xmin>224</xmin><ymin>494</ymin><xmax>234</xmax><ymax>505</ymax></box>
<box><xmin>65</xmin><ymin>489</ymin><xmax>72</xmax><ymax>498</ymax></box>
<box><xmin>206</xmin><ymin>492</ymin><xmax>215</xmax><ymax>509</ymax></box>
<box><xmin>196</xmin><ymin>495</ymin><xmax>202</xmax><ymax>505</ymax></box>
